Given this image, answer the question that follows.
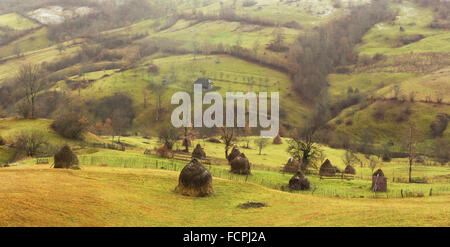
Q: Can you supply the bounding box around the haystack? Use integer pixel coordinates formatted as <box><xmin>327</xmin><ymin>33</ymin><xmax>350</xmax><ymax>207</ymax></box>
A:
<box><xmin>373</xmin><ymin>169</ymin><xmax>385</xmax><ymax>177</ymax></box>
<box><xmin>175</xmin><ymin>159</ymin><xmax>215</xmax><ymax>197</ymax></box>
<box><xmin>289</xmin><ymin>171</ymin><xmax>310</xmax><ymax>190</ymax></box>
<box><xmin>192</xmin><ymin>144</ymin><xmax>206</xmax><ymax>159</ymax></box>
<box><xmin>273</xmin><ymin>134</ymin><xmax>282</xmax><ymax>144</ymax></box>
<box><xmin>230</xmin><ymin>153</ymin><xmax>251</xmax><ymax>175</ymax></box>
<box><xmin>344</xmin><ymin>165</ymin><xmax>356</xmax><ymax>175</ymax></box>
<box><xmin>283</xmin><ymin>157</ymin><xmax>301</xmax><ymax>173</ymax></box>
<box><xmin>54</xmin><ymin>145</ymin><xmax>79</xmax><ymax>169</ymax></box>
<box><xmin>372</xmin><ymin>169</ymin><xmax>387</xmax><ymax>192</ymax></box>
<box><xmin>0</xmin><ymin>136</ymin><xmax>5</xmax><ymax>146</ymax></box>
<box><xmin>319</xmin><ymin>159</ymin><xmax>336</xmax><ymax>176</ymax></box>
<box><xmin>227</xmin><ymin>146</ymin><xmax>241</xmax><ymax>163</ymax></box>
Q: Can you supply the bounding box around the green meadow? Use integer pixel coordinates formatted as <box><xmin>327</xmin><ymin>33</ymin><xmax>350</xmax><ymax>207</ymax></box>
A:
<box><xmin>0</xmin><ymin>13</ymin><xmax>39</xmax><ymax>31</ymax></box>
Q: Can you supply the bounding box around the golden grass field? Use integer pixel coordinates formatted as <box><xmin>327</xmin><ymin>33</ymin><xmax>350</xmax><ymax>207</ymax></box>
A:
<box><xmin>0</xmin><ymin>165</ymin><xmax>448</xmax><ymax>227</ymax></box>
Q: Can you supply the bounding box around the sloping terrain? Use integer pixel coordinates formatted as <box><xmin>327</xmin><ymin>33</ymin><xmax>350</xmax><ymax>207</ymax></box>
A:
<box><xmin>0</xmin><ymin>165</ymin><xmax>448</xmax><ymax>227</ymax></box>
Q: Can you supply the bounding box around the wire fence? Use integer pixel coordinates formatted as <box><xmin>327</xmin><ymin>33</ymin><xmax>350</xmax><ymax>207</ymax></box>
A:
<box><xmin>75</xmin><ymin>155</ymin><xmax>450</xmax><ymax>199</ymax></box>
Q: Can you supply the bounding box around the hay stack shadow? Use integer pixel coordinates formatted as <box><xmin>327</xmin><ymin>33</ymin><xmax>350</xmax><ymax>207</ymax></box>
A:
<box><xmin>54</xmin><ymin>145</ymin><xmax>79</xmax><ymax>169</ymax></box>
<box><xmin>175</xmin><ymin>159</ymin><xmax>215</xmax><ymax>197</ymax></box>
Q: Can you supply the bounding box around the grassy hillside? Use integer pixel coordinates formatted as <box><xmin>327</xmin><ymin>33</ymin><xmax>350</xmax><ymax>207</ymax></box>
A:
<box><xmin>357</xmin><ymin>1</ymin><xmax>449</xmax><ymax>55</ymax></box>
<box><xmin>0</xmin><ymin>13</ymin><xmax>39</xmax><ymax>31</ymax></box>
<box><xmin>0</xmin><ymin>118</ymin><xmax>103</xmax><ymax>145</ymax></box>
<box><xmin>0</xmin><ymin>27</ymin><xmax>53</xmax><ymax>58</ymax></box>
<box><xmin>332</xmin><ymin>101</ymin><xmax>450</xmax><ymax>145</ymax></box>
<box><xmin>74</xmin><ymin>54</ymin><xmax>309</xmax><ymax>130</ymax></box>
<box><xmin>0</xmin><ymin>165</ymin><xmax>448</xmax><ymax>227</ymax></box>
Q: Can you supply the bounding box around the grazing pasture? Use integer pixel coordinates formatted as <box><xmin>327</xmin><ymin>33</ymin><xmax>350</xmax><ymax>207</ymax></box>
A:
<box><xmin>0</xmin><ymin>165</ymin><xmax>448</xmax><ymax>227</ymax></box>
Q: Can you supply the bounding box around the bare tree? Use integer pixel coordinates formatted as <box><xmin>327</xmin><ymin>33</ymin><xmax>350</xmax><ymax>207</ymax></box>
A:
<box><xmin>148</xmin><ymin>80</ymin><xmax>167</xmax><ymax>121</ymax></box>
<box><xmin>367</xmin><ymin>155</ymin><xmax>378</xmax><ymax>175</ymax></box>
<box><xmin>15</xmin><ymin>64</ymin><xmax>45</xmax><ymax>118</ymax></box>
<box><xmin>158</xmin><ymin>126</ymin><xmax>179</xmax><ymax>150</ymax></box>
<box><xmin>404</xmin><ymin>123</ymin><xmax>420</xmax><ymax>183</ymax></box>
<box><xmin>221</xmin><ymin>127</ymin><xmax>236</xmax><ymax>159</ymax></box>
<box><xmin>287</xmin><ymin>128</ymin><xmax>322</xmax><ymax>171</ymax></box>
<box><xmin>342</xmin><ymin>149</ymin><xmax>358</xmax><ymax>167</ymax></box>
<box><xmin>14</xmin><ymin>130</ymin><xmax>48</xmax><ymax>157</ymax></box>
<box><xmin>254</xmin><ymin>138</ymin><xmax>269</xmax><ymax>155</ymax></box>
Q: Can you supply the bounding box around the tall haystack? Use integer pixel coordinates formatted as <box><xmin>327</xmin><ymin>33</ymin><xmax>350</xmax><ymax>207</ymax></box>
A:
<box><xmin>54</xmin><ymin>145</ymin><xmax>79</xmax><ymax>169</ymax></box>
<box><xmin>289</xmin><ymin>171</ymin><xmax>310</xmax><ymax>190</ymax></box>
<box><xmin>227</xmin><ymin>146</ymin><xmax>241</xmax><ymax>163</ymax></box>
<box><xmin>230</xmin><ymin>153</ymin><xmax>251</xmax><ymax>175</ymax></box>
<box><xmin>175</xmin><ymin>159</ymin><xmax>215</xmax><ymax>197</ymax></box>
<box><xmin>283</xmin><ymin>157</ymin><xmax>301</xmax><ymax>173</ymax></box>
<box><xmin>192</xmin><ymin>144</ymin><xmax>206</xmax><ymax>159</ymax></box>
<box><xmin>344</xmin><ymin>165</ymin><xmax>356</xmax><ymax>175</ymax></box>
<box><xmin>319</xmin><ymin>159</ymin><xmax>336</xmax><ymax>176</ymax></box>
<box><xmin>273</xmin><ymin>134</ymin><xmax>282</xmax><ymax>144</ymax></box>
<box><xmin>372</xmin><ymin>169</ymin><xmax>387</xmax><ymax>192</ymax></box>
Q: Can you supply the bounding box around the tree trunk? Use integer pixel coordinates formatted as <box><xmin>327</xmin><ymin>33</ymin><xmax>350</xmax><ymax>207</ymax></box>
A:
<box><xmin>409</xmin><ymin>158</ymin><xmax>413</xmax><ymax>183</ymax></box>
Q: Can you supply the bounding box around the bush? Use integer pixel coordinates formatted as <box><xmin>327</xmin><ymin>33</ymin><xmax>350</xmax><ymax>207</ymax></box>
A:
<box><xmin>14</xmin><ymin>131</ymin><xmax>48</xmax><ymax>157</ymax></box>
<box><xmin>156</xmin><ymin>145</ymin><xmax>171</xmax><ymax>158</ymax></box>
<box><xmin>430</xmin><ymin>114</ymin><xmax>448</xmax><ymax>138</ymax></box>
<box><xmin>52</xmin><ymin>113</ymin><xmax>89</xmax><ymax>139</ymax></box>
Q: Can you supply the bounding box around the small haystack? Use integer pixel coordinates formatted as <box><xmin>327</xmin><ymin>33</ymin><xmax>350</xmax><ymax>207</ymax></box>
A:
<box><xmin>344</xmin><ymin>165</ymin><xmax>356</xmax><ymax>175</ymax></box>
<box><xmin>54</xmin><ymin>145</ymin><xmax>79</xmax><ymax>169</ymax></box>
<box><xmin>175</xmin><ymin>159</ymin><xmax>215</xmax><ymax>197</ymax></box>
<box><xmin>288</xmin><ymin>171</ymin><xmax>310</xmax><ymax>190</ymax></box>
<box><xmin>230</xmin><ymin>153</ymin><xmax>251</xmax><ymax>175</ymax></box>
<box><xmin>227</xmin><ymin>146</ymin><xmax>241</xmax><ymax>163</ymax></box>
<box><xmin>273</xmin><ymin>134</ymin><xmax>282</xmax><ymax>144</ymax></box>
<box><xmin>372</xmin><ymin>169</ymin><xmax>387</xmax><ymax>192</ymax></box>
<box><xmin>192</xmin><ymin>144</ymin><xmax>206</xmax><ymax>159</ymax></box>
<box><xmin>319</xmin><ymin>159</ymin><xmax>336</xmax><ymax>176</ymax></box>
<box><xmin>373</xmin><ymin>169</ymin><xmax>385</xmax><ymax>177</ymax></box>
<box><xmin>283</xmin><ymin>157</ymin><xmax>301</xmax><ymax>173</ymax></box>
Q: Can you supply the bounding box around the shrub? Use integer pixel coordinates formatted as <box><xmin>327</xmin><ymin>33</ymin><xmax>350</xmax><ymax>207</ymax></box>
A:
<box><xmin>52</xmin><ymin>113</ymin><xmax>89</xmax><ymax>139</ymax></box>
<box><xmin>14</xmin><ymin>130</ymin><xmax>48</xmax><ymax>157</ymax></box>
<box><xmin>156</xmin><ymin>145</ymin><xmax>171</xmax><ymax>158</ymax></box>
<box><xmin>430</xmin><ymin>114</ymin><xmax>448</xmax><ymax>138</ymax></box>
